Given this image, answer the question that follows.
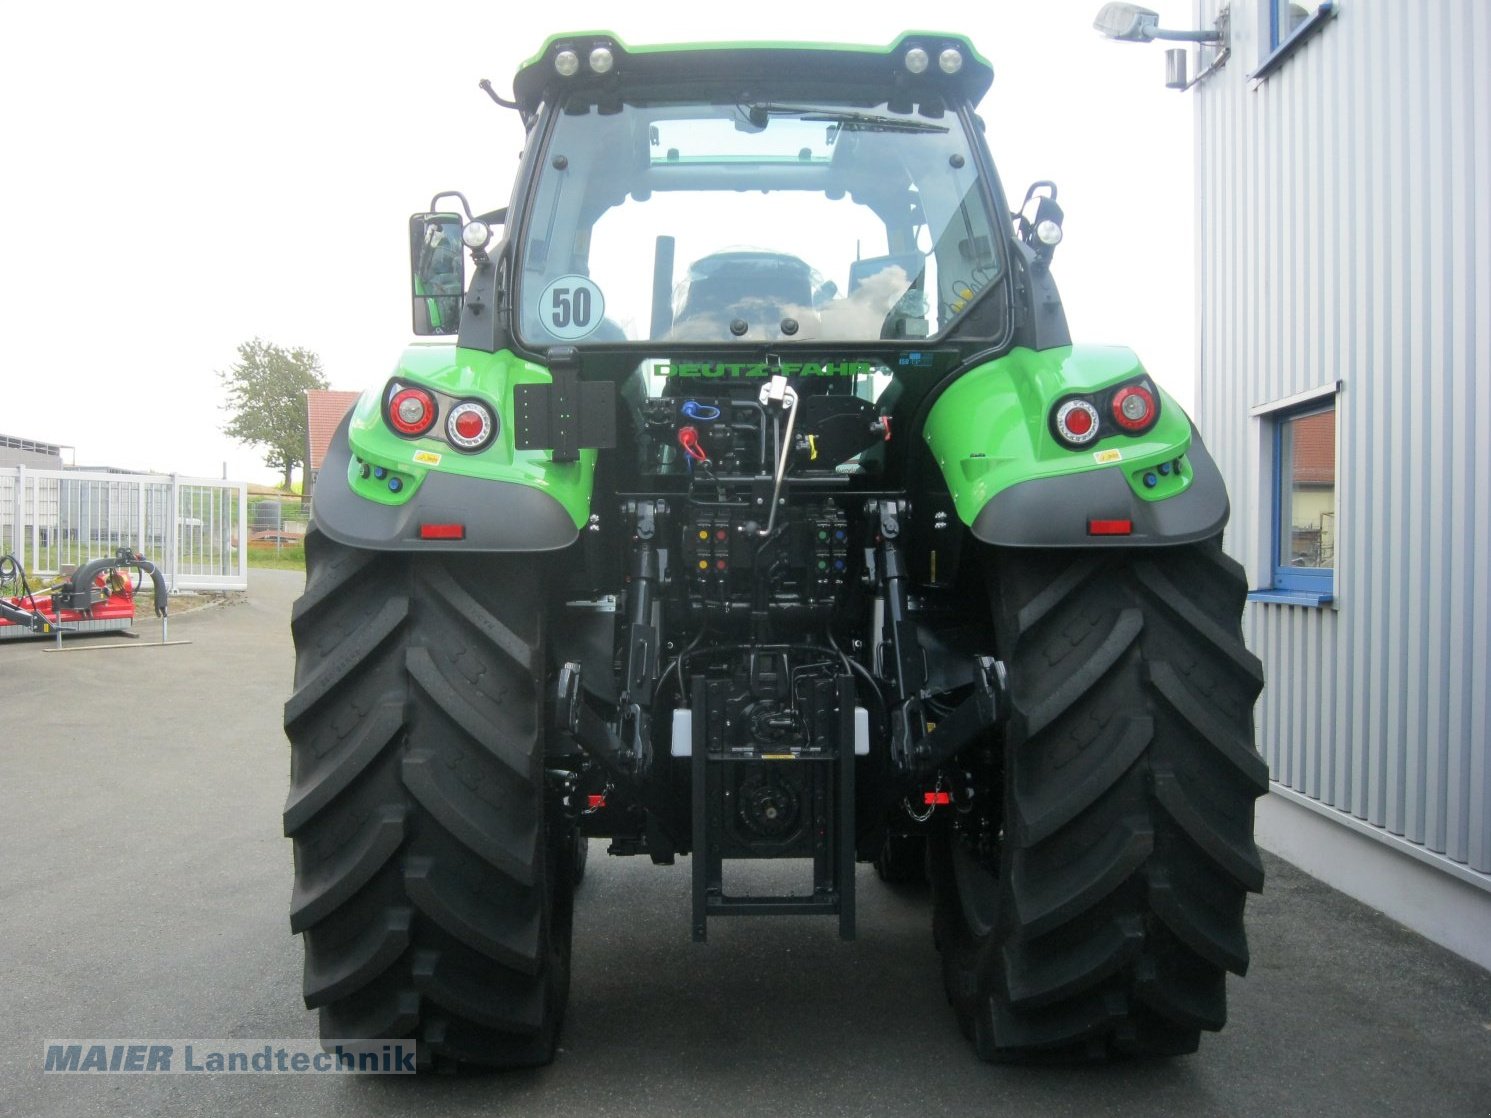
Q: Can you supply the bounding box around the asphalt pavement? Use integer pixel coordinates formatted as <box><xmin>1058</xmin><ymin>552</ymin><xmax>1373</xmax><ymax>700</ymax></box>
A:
<box><xmin>1</xmin><ymin>567</ymin><xmax>1488</xmax><ymax>1117</ymax></box>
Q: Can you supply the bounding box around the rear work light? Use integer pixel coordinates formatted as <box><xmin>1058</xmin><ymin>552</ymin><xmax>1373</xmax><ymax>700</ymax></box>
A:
<box><xmin>388</xmin><ymin>386</ymin><xmax>436</xmax><ymax>437</ymax></box>
<box><xmin>446</xmin><ymin>400</ymin><xmax>496</xmax><ymax>451</ymax></box>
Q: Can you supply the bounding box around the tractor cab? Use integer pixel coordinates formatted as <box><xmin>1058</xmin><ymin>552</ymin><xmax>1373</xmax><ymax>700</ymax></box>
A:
<box><xmin>503</xmin><ymin>54</ymin><xmax>1008</xmax><ymax>359</ymax></box>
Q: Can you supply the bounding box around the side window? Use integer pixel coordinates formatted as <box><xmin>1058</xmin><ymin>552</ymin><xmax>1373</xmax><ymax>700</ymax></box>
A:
<box><xmin>1252</xmin><ymin>1</ymin><xmax>1337</xmax><ymax>81</ymax></box>
<box><xmin>1272</xmin><ymin>401</ymin><xmax>1336</xmax><ymax>598</ymax></box>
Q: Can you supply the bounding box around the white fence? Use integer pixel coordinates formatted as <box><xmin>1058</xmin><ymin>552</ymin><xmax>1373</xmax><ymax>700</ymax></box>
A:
<box><xmin>1</xmin><ymin>466</ymin><xmax>248</xmax><ymax>591</ymax></box>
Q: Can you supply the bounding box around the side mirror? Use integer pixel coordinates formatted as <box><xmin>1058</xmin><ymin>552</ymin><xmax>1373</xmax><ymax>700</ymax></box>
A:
<box><xmin>409</xmin><ymin>213</ymin><xmax>465</xmax><ymax>336</ymax></box>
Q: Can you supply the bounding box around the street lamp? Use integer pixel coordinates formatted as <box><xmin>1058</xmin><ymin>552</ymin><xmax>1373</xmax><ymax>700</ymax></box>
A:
<box><xmin>1093</xmin><ymin>3</ymin><xmax>1230</xmax><ymax>90</ymax></box>
<box><xmin>1093</xmin><ymin>3</ymin><xmax>1222</xmax><ymax>42</ymax></box>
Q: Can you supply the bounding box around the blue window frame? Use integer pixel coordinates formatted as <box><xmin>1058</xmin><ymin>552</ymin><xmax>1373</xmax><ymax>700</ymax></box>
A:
<box><xmin>1251</xmin><ymin>1</ymin><xmax>1337</xmax><ymax>82</ymax></box>
<box><xmin>1270</xmin><ymin>0</ymin><xmax>1312</xmax><ymax>49</ymax></box>
<box><xmin>1269</xmin><ymin>401</ymin><xmax>1336</xmax><ymax>601</ymax></box>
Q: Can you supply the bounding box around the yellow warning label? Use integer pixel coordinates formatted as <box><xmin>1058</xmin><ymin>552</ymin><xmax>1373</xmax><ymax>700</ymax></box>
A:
<box><xmin>412</xmin><ymin>450</ymin><xmax>442</xmax><ymax>466</ymax></box>
<box><xmin>1093</xmin><ymin>448</ymin><xmax>1123</xmax><ymax>464</ymax></box>
<box><xmin>760</xmin><ymin>753</ymin><xmax>797</xmax><ymax>761</ymax></box>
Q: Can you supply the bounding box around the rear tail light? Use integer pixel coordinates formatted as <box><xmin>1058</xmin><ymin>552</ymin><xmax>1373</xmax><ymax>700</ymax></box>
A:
<box><xmin>1052</xmin><ymin>378</ymin><xmax>1161</xmax><ymax>447</ymax></box>
<box><xmin>446</xmin><ymin>400</ymin><xmax>496</xmax><ymax>451</ymax></box>
<box><xmin>1054</xmin><ymin>399</ymin><xmax>1101</xmax><ymax>446</ymax></box>
<box><xmin>388</xmin><ymin>387</ymin><xmax>436</xmax><ymax>437</ymax></box>
<box><xmin>1112</xmin><ymin>384</ymin><xmax>1158</xmax><ymax>432</ymax></box>
<box><xmin>1088</xmin><ymin>518</ymin><xmax>1133</xmax><ymax>536</ymax></box>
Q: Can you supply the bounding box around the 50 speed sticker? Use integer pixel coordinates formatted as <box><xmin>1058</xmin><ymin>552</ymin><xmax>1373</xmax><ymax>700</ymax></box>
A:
<box><xmin>539</xmin><ymin>275</ymin><xmax>605</xmax><ymax>340</ymax></box>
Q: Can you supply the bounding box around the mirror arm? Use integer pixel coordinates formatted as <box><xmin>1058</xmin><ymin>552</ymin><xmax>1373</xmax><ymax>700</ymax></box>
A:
<box><xmin>429</xmin><ymin>191</ymin><xmax>474</xmax><ymax>221</ymax></box>
<box><xmin>478</xmin><ymin>78</ymin><xmax>520</xmax><ymax>111</ymax></box>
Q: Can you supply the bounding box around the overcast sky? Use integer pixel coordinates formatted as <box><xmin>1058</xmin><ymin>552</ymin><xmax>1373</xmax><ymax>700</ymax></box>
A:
<box><xmin>0</xmin><ymin>0</ymin><xmax>1198</xmax><ymax>483</ymax></box>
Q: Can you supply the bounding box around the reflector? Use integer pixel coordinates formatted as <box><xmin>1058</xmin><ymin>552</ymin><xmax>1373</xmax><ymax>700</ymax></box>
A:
<box><xmin>446</xmin><ymin>400</ymin><xmax>495</xmax><ymax>450</ymax></box>
<box><xmin>455</xmin><ymin>410</ymin><xmax>484</xmax><ymax>439</ymax></box>
<box><xmin>1054</xmin><ymin>399</ymin><xmax>1101</xmax><ymax>445</ymax></box>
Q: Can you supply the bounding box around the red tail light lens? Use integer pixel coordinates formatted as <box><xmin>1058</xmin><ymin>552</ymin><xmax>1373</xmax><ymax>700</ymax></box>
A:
<box><xmin>454</xmin><ymin>410</ymin><xmax>484</xmax><ymax>440</ymax></box>
<box><xmin>388</xmin><ymin>387</ymin><xmax>436</xmax><ymax>437</ymax></box>
<box><xmin>1111</xmin><ymin>384</ymin><xmax>1157</xmax><ymax>432</ymax></box>
<box><xmin>1054</xmin><ymin>399</ymin><xmax>1102</xmax><ymax>446</ymax></box>
<box><xmin>445</xmin><ymin>400</ymin><xmax>495</xmax><ymax>451</ymax></box>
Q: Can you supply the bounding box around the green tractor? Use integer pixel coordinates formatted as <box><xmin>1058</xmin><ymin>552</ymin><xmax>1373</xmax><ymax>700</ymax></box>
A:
<box><xmin>284</xmin><ymin>31</ymin><xmax>1266</xmax><ymax>1068</ymax></box>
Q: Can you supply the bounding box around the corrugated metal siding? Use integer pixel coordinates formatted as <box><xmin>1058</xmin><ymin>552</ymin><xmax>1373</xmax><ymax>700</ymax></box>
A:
<box><xmin>1194</xmin><ymin>0</ymin><xmax>1491</xmax><ymax>875</ymax></box>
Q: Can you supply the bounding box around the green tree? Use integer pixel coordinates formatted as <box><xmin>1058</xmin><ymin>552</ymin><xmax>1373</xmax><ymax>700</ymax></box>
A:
<box><xmin>219</xmin><ymin>338</ymin><xmax>329</xmax><ymax>488</ymax></box>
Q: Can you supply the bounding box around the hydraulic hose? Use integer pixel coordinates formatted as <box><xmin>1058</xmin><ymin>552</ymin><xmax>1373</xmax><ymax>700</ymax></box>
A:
<box><xmin>61</xmin><ymin>550</ymin><xmax>168</xmax><ymax>617</ymax></box>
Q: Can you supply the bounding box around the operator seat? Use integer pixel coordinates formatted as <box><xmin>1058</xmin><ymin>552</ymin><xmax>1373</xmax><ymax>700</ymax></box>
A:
<box><xmin>666</xmin><ymin>250</ymin><xmax>839</xmax><ymax>397</ymax></box>
<box><xmin>672</xmin><ymin>251</ymin><xmax>815</xmax><ymax>337</ymax></box>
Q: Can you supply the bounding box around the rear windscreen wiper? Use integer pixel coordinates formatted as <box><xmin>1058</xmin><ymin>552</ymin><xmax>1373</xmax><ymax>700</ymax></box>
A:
<box><xmin>747</xmin><ymin>105</ymin><xmax>950</xmax><ymax>134</ymax></box>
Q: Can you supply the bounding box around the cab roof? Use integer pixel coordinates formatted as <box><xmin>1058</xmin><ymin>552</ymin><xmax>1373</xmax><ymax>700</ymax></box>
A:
<box><xmin>511</xmin><ymin>32</ymin><xmax>994</xmax><ymax>116</ymax></box>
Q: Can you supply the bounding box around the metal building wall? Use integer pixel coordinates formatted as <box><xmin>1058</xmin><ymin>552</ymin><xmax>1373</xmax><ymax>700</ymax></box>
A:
<box><xmin>1192</xmin><ymin>0</ymin><xmax>1491</xmax><ymax>878</ymax></box>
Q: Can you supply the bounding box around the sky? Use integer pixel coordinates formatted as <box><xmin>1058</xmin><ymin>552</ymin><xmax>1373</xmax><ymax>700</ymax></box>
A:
<box><xmin>0</xmin><ymin>0</ymin><xmax>1199</xmax><ymax>484</ymax></box>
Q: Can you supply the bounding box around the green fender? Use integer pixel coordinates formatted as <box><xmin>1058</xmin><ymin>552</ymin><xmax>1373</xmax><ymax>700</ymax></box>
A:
<box><xmin>311</xmin><ymin>345</ymin><xmax>596</xmax><ymax>552</ymax></box>
<box><xmin>922</xmin><ymin>345</ymin><xmax>1229</xmax><ymax>547</ymax></box>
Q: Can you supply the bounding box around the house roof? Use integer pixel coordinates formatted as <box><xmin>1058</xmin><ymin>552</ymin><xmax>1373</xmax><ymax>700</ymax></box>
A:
<box><xmin>305</xmin><ymin>390</ymin><xmax>362</xmax><ymax>472</ymax></box>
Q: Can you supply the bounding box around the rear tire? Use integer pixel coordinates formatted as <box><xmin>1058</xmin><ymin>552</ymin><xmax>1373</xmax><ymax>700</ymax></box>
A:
<box><xmin>931</xmin><ymin>537</ymin><xmax>1266</xmax><ymax>1060</ymax></box>
<box><xmin>283</xmin><ymin>527</ymin><xmax>574</xmax><ymax>1069</ymax></box>
<box><xmin>572</xmin><ymin>830</ymin><xmax>589</xmax><ymax>887</ymax></box>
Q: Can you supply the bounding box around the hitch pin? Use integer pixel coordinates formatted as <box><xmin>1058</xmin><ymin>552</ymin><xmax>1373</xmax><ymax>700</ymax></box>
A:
<box><xmin>758</xmin><ymin>375</ymin><xmax>798</xmax><ymax>537</ymax></box>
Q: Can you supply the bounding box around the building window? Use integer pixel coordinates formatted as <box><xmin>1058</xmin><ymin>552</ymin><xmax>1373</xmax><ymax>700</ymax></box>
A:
<box><xmin>1251</xmin><ymin>1</ymin><xmax>1337</xmax><ymax>82</ymax></box>
<box><xmin>1272</xmin><ymin>402</ymin><xmax>1336</xmax><ymax>598</ymax></box>
<box><xmin>1270</xmin><ymin>0</ymin><xmax>1312</xmax><ymax>50</ymax></box>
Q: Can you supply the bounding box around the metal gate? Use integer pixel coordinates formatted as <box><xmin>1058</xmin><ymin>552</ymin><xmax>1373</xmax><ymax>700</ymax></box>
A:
<box><xmin>1</xmin><ymin>466</ymin><xmax>248</xmax><ymax>591</ymax></box>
